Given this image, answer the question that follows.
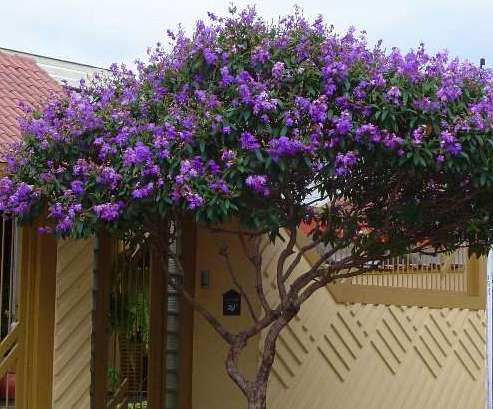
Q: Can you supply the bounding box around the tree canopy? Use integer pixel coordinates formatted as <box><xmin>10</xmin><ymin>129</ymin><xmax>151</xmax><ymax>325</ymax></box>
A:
<box><xmin>1</xmin><ymin>6</ymin><xmax>493</xmax><ymax>258</ymax></box>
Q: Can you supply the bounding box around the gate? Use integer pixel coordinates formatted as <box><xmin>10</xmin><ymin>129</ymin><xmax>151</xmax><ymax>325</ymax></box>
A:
<box><xmin>94</xmin><ymin>222</ymin><xmax>195</xmax><ymax>409</ymax></box>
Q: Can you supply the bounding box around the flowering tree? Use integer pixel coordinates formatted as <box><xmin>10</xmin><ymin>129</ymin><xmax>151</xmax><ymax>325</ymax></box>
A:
<box><xmin>2</xmin><ymin>6</ymin><xmax>493</xmax><ymax>409</ymax></box>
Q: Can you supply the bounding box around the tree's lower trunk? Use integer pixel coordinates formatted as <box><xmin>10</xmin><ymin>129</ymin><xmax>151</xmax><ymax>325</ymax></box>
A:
<box><xmin>247</xmin><ymin>384</ymin><xmax>268</xmax><ymax>409</ymax></box>
<box><xmin>247</xmin><ymin>396</ymin><xmax>267</xmax><ymax>409</ymax></box>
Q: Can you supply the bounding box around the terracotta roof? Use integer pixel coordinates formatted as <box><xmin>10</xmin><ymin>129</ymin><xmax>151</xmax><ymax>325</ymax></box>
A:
<box><xmin>0</xmin><ymin>51</ymin><xmax>61</xmax><ymax>151</ymax></box>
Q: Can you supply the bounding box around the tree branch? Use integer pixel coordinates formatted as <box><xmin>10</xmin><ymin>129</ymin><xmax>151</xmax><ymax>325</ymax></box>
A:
<box><xmin>238</xmin><ymin>231</ymin><xmax>272</xmax><ymax>315</ymax></box>
<box><xmin>220</xmin><ymin>247</ymin><xmax>259</xmax><ymax>323</ymax></box>
<box><xmin>276</xmin><ymin>225</ymin><xmax>297</xmax><ymax>302</ymax></box>
<box><xmin>163</xmin><ymin>246</ymin><xmax>235</xmax><ymax>345</ymax></box>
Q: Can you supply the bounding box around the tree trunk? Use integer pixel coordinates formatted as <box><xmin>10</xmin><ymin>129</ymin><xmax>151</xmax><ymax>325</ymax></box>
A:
<box><xmin>246</xmin><ymin>381</ymin><xmax>268</xmax><ymax>409</ymax></box>
<box><xmin>247</xmin><ymin>394</ymin><xmax>267</xmax><ymax>409</ymax></box>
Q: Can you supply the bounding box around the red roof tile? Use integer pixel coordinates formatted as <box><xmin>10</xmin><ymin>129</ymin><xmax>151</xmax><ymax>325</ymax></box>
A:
<box><xmin>0</xmin><ymin>51</ymin><xmax>62</xmax><ymax>153</ymax></box>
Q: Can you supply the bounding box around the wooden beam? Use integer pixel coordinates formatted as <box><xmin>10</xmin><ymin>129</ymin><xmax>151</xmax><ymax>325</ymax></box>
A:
<box><xmin>178</xmin><ymin>219</ymin><xmax>196</xmax><ymax>409</ymax></box>
<box><xmin>16</xmin><ymin>221</ymin><xmax>57</xmax><ymax>409</ymax></box>
<box><xmin>148</xmin><ymin>233</ymin><xmax>168</xmax><ymax>409</ymax></box>
<box><xmin>329</xmin><ymin>283</ymin><xmax>485</xmax><ymax>309</ymax></box>
<box><xmin>91</xmin><ymin>233</ymin><xmax>113</xmax><ymax>409</ymax></box>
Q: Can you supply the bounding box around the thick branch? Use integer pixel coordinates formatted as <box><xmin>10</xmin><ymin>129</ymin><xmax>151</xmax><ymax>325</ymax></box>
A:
<box><xmin>276</xmin><ymin>225</ymin><xmax>297</xmax><ymax>302</ymax></box>
<box><xmin>238</xmin><ymin>232</ymin><xmax>272</xmax><ymax>315</ymax></box>
<box><xmin>161</xmin><ymin>246</ymin><xmax>235</xmax><ymax>345</ymax></box>
<box><xmin>282</xmin><ymin>227</ymin><xmax>332</xmax><ymax>283</ymax></box>
<box><xmin>225</xmin><ymin>337</ymin><xmax>252</xmax><ymax>396</ymax></box>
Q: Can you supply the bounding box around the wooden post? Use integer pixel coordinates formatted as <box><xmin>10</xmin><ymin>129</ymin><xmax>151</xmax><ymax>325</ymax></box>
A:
<box><xmin>467</xmin><ymin>256</ymin><xmax>481</xmax><ymax>296</ymax></box>
<box><xmin>16</xmin><ymin>221</ymin><xmax>57</xmax><ymax>409</ymax></box>
<box><xmin>91</xmin><ymin>233</ymin><xmax>113</xmax><ymax>409</ymax></box>
<box><xmin>148</xmin><ymin>235</ymin><xmax>168</xmax><ymax>408</ymax></box>
<box><xmin>178</xmin><ymin>219</ymin><xmax>196</xmax><ymax>409</ymax></box>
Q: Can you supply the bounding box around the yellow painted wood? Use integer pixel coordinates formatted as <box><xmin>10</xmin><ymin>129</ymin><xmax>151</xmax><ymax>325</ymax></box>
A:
<box><xmin>261</xmin><ymin>233</ymin><xmax>487</xmax><ymax>409</ymax></box>
<box><xmin>52</xmin><ymin>238</ymin><xmax>95</xmax><ymax>409</ymax></box>
<box><xmin>16</xmin><ymin>222</ymin><xmax>57</xmax><ymax>409</ymax></box>
<box><xmin>148</xmin><ymin>242</ymin><xmax>168</xmax><ymax>409</ymax></box>
<box><xmin>93</xmin><ymin>234</ymin><xmax>114</xmax><ymax>409</ymax></box>
<box><xmin>0</xmin><ymin>343</ymin><xmax>18</xmax><ymax>376</ymax></box>
<box><xmin>296</xmin><ymin>230</ymin><xmax>486</xmax><ymax>309</ymax></box>
<box><xmin>0</xmin><ymin>324</ymin><xmax>19</xmax><ymax>361</ymax></box>
<box><xmin>191</xmin><ymin>225</ymin><xmax>260</xmax><ymax>409</ymax></box>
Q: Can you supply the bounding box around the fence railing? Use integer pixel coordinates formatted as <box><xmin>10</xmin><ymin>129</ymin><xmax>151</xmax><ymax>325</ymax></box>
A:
<box><xmin>296</xmin><ymin>229</ymin><xmax>485</xmax><ymax>309</ymax></box>
<box><xmin>339</xmin><ymin>248</ymin><xmax>469</xmax><ymax>293</ymax></box>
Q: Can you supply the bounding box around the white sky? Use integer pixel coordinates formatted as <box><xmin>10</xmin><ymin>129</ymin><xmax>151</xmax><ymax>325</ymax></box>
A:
<box><xmin>2</xmin><ymin>0</ymin><xmax>491</xmax><ymax>69</ymax></box>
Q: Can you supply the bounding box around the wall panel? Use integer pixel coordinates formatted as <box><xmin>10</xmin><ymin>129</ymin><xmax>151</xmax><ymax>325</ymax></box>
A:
<box><xmin>52</xmin><ymin>238</ymin><xmax>95</xmax><ymax>409</ymax></box>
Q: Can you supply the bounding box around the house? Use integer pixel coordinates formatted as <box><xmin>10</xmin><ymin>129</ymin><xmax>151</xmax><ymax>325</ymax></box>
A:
<box><xmin>0</xmin><ymin>49</ymin><xmax>487</xmax><ymax>409</ymax></box>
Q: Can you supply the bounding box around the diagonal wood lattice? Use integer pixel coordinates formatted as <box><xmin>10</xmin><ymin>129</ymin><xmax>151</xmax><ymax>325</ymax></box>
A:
<box><xmin>262</xmin><ymin>238</ymin><xmax>486</xmax><ymax>409</ymax></box>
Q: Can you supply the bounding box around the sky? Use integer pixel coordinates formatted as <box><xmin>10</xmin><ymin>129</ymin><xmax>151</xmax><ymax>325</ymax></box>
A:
<box><xmin>2</xmin><ymin>0</ymin><xmax>492</xmax><ymax>69</ymax></box>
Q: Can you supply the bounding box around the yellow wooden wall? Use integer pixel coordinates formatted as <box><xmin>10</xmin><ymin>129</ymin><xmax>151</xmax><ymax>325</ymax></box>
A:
<box><xmin>192</xmin><ymin>226</ymin><xmax>260</xmax><ymax>409</ymax></box>
<box><xmin>262</xmin><ymin>238</ymin><xmax>487</xmax><ymax>409</ymax></box>
<box><xmin>52</xmin><ymin>238</ymin><xmax>95</xmax><ymax>409</ymax></box>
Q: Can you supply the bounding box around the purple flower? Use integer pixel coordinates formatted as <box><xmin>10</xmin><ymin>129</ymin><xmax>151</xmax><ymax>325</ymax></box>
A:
<box><xmin>93</xmin><ymin>202</ymin><xmax>123</xmax><ymax>221</ymax></box>
<box><xmin>123</xmin><ymin>142</ymin><xmax>152</xmax><ymax>166</ymax></box>
<box><xmin>245</xmin><ymin>175</ymin><xmax>270</xmax><ymax>196</ymax></box>
<box><xmin>335</xmin><ymin>151</ymin><xmax>358</xmax><ymax>176</ymax></box>
<box><xmin>73</xmin><ymin>159</ymin><xmax>90</xmax><ymax>176</ymax></box>
<box><xmin>238</xmin><ymin>84</ymin><xmax>252</xmax><ymax>104</ymax></box>
<box><xmin>355</xmin><ymin>124</ymin><xmax>381</xmax><ymax>143</ymax></box>
<box><xmin>97</xmin><ymin>167</ymin><xmax>121</xmax><ymax>189</ymax></box>
<box><xmin>209</xmin><ymin>179</ymin><xmax>230</xmax><ymax>193</ymax></box>
<box><xmin>309</xmin><ymin>99</ymin><xmax>328</xmax><ymax>123</ymax></box>
<box><xmin>70</xmin><ymin>180</ymin><xmax>84</xmax><ymax>195</ymax></box>
<box><xmin>268</xmin><ymin>137</ymin><xmax>307</xmax><ymax>158</ymax></box>
<box><xmin>220</xmin><ymin>66</ymin><xmax>234</xmax><ymax>86</ymax></box>
<box><xmin>437</xmin><ymin>79</ymin><xmax>462</xmax><ymax>102</ymax></box>
<box><xmin>203</xmin><ymin>48</ymin><xmax>217</xmax><ymax>65</ymax></box>
<box><xmin>37</xmin><ymin>226</ymin><xmax>53</xmax><ymax>234</ymax></box>
<box><xmin>333</xmin><ymin>111</ymin><xmax>352</xmax><ymax>135</ymax></box>
<box><xmin>186</xmin><ymin>193</ymin><xmax>205</xmax><ymax>209</ymax></box>
<box><xmin>386</xmin><ymin>86</ymin><xmax>401</xmax><ymax>104</ymax></box>
<box><xmin>382</xmin><ymin>132</ymin><xmax>404</xmax><ymax>150</ymax></box>
<box><xmin>132</xmin><ymin>182</ymin><xmax>154</xmax><ymax>199</ymax></box>
<box><xmin>240</xmin><ymin>132</ymin><xmax>260</xmax><ymax>151</ymax></box>
<box><xmin>272</xmin><ymin>62</ymin><xmax>285</xmax><ymax>79</ymax></box>
<box><xmin>411</xmin><ymin>126</ymin><xmax>426</xmax><ymax>145</ymax></box>
<box><xmin>207</xmin><ymin>160</ymin><xmax>220</xmax><ymax>174</ymax></box>
<box><xmin>295</xmin><ymin>97</ymin><xmax>311</xmax><ymax>112</ymax></box>
<box><xmin>251</xmin><ymin>46</ymin><xmax>269</xmax><ymax>65</ymax></box>
<box><xmin>0</xmin><ymin>177</ymin><xmax>13</xmax><ymax>196</ymax></box>
<box><xmin>49</xmin><ymin>202</ymin><xmax>64</xmax><ymax>219</ymax></box>
<box><xmin>56</xmin><ymin>216</ymin><xmax>73</xmax><ymax>233</ymax></box>
<box><xmin>221</xmin><ymin>149</ymin><xmax>236</xmax><ymax>164</ymax></box>
<box><xmin>440</xmin><ymin>130</ymin><xmax>462</xmax><ymax>155</ymax></box>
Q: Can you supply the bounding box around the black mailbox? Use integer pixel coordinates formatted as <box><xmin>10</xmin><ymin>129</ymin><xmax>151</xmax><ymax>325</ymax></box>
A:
<box><xmin>223</xmin><ymin>289</ymin><xmax>241</xmax><ymax>316</ymax></box>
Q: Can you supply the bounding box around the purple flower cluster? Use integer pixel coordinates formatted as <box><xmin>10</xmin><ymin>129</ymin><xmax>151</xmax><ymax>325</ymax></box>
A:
<box><xmin>0</xmin><ymin>5</ymin><xmax>491</xmax><ymax>239</ymax></box>
<box><xmin>268</xmin><ymin>136</ymin><xmax>308</xmax><ymax>158</ymax></box>
<box><xmin>93</xmin><ymin>202</ymin><xmax>124</xmax><ymax>221</ymax></box>
<box><xmin>245</xmin><ymin>175</ymin><xmax>270</xmax><ymax>196</ymax></box>
<box><xmin>240</xmin><ymin>132</ymin><xmax>260</xmax><ymax>151</ymax></box>
<box><xmin>335</xmin><ymin>151</ymin><xmax>358</xmax><ymax>176</ymax></box>
<box><xmin>440</xmin><ymin>131</ymin><xmax>462</xmax><ymax>155</ymax></box>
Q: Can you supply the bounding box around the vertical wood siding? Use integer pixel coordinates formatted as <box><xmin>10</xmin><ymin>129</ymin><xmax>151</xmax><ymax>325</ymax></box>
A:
<box><xmin>52</xmin><ymin>238</ymin><xmax>95</xmax><ymax>409</ymax></box>
<box><xmin>262</xmin><ymin>237</ymin><xmax>486</xmax><ymax>409</ymax></box>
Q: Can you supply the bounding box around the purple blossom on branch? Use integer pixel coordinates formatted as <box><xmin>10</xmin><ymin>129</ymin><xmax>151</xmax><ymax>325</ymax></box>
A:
<box><xmin>245</xmin><ymin>175</ymin><xmax>270</xmax><ymax>196</ymax></box>
<box><xmin>335</xmin><ymin>151</ymin><xmax>358</xmax><ymax>176</ymax></box>
<box><xmin>240</xmin><ymin>132</ymin><xmax>260</xmax><ymax>151</ymax></box>
<box><xmin>93</xmin><ymin>202</ymin><xmax>124</xmax><ymax>221</ymax></box>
